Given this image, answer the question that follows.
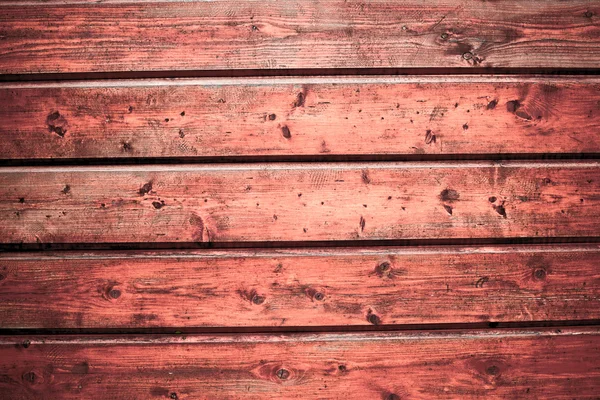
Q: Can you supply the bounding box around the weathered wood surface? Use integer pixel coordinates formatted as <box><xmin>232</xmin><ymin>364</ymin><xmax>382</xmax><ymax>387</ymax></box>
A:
<box><xmin>0</xmin><ymin>246</ymin><xmax>598</xmax><ymax>328</ymax></box>
<box><xmin>1</xmin><ymin>0</ymin><xmax>600</xmax><ymax>74</ymax></box>
<box><xmin>1</xmin><ymin>76</ymin><xmax>599</xmax><ymax>160</ymax></box>
<box><xmin>1</xmin><ymin>328</ymin><xmax>599</xmax><ymax>399</ymax></box>
<box><xmin>1</xmin><ymin>162</ymin><xmax>599</xmax><ymax>244</ymax></box>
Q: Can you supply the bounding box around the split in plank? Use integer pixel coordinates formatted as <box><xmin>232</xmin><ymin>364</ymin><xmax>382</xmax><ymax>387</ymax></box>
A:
<box><xmin>0</xmin><ymin>245</ymin><xmax>599</xmax><ymax>328</ymax></box>
<box><xmin>0</xmin><ymin>328</ymin><xmax>599</xmax><ymax>399</ymax></box>
<box><xmin>1</xmin><ymin>161</ymin><xmax>599</xmax><ymax>244</ymax></box>
<box><xmin>1</xmin><ymin>76</ymin><xmax>599</xmax><ymax>160</ymax></box>
<box><xmin>1</xmin><ymin>0</ymin><xmax>600</xmax><ymax>74</ymax></box>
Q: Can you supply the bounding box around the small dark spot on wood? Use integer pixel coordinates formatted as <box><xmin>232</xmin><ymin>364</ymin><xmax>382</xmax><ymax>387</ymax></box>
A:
<box><xmin>179</xmin><ymin>129</ymin><xmax>185</xmax><ymax>138</ymax></box>
<box><xmin>386</xmin><ymin>395</ymin><xmax>401</xmax><ymax>400</ymax></box>
<box><xmin>22</xmin><ymin>339</ymin><xmax>30</xmax><ymax>348</ymax></box>
<box><xmin>72</xmin><ymin>361</ymin><xmax>89</xmax><ymax>375</ymax></box>
<box><xmin>276</xmin><ymin>368</ymin><xmax>290</xmax><ymax>380</ymax></box>
<box><xmin>361</xmin><ymin>169</ymin><xmax>371</xmax><ymax>184</ymax></box>
<box><xmin>377</xmin><ymin>262</ymin><xmax>391</xmax><ymax>277</ymax></box>
<box><xmin>488</xmin><ymin>196</ymin><xmax>497</xmax><ymax>203</ymax></box>
<box><xmin>443</xmin><ymin>205</ymin><xmax>453</xmax><ymax>215</ymax></box>
<box><xmin>122</xmin><ymin>141</ymin><xmax>133</xmax><ymax>152</ymax></box>
<box><xmin>293</xmin><ymin>92</ymin><xmax>305</xmax><ymax>108</ymax></box>
<box><xmin>542</xmin><ymin>177</ymin><xmax>552</xmax><ymax>185</ymax></box>
<box><xmin>534</xmin><ymin>268</ymin><xmax>547</xmax><ymax>280</ymax></box>
<box><xmin>46</xmin><ymin>111</ymin><xmax>68</xmax><ymax>137</ymax></box>
<box><xmin>584</xmin><ymin>10</ymin><xmax>594</xmax><ymax>18</ymax></box>
<box><xmin>303</xmin><ymin>227</ymin><xmax>308</xmax><ymax>233</ymax></box>
<box><xmin>22</xmin><ymin>371</ymin><xmax>37</xmax><ymax>384</ymax></box>
<box><xmin>486</xmin><ymin>365</ymin><xmax>500</xmax><ymax>376</ymax></box>
<box><xmin>0</xmin><ymin>274</ymin><xmax>5</xmax><ymax>281</ymax></box>
<box><xmin>515</xmin><ymin>110</ymin><xmax>532</xmax><ymax>120</ymax></box>
<box><xmin>268</xmin><ymin>114</ymin><xmax>276</xmax><ymax>120</ymax></box>
<box><xmin>493</xmin><ymin>203</ymin><xmax>507</xmax><ymax>218</ymax></box>
<box><xmin>441</xmin><ymin>32</ymin><xmax>448</xmax><ymax>40</ymax></box>
<box><xmin>487</xmin><ymin>99</ymin><xmax>498</xmax><ymax>110</ymax></box>
<box><xmin>180</xmin><ymin>111</ymin><xmax>185</xmax><ymax>116</ymax></box>
<box><xmin>149</xmin><ymin>387</ymin><xmax>170</xmax><ymax>397</ymax></box>
<box><xmin>281</xmin><ymin>125</ymin><xmax>291</xmax><ymax>139</ymax></box>
<box><xmin>132</xmin><ymin>313</ymin><xmax>158</xmax><ymax>323</ymax></box>
<box><xmin>273</xmin><ymin>214</ymin><xmax>278</xmax><ymax>220</ymax></box>
<box><xmin>170</xmin><ymin>393</ymin><xmax>178</xmax><ymax>400</ymax></box>
<box><xmin>164</xmin><ymin>118</ymin><xmax>170</xmax><ymax>122</ymax></box>
<box><xmin>101</xmin><ymin>203</ymin><xmax>106</xmax><ymax>208</ymax></box>
<box><xmin>475</xmin><ymin>276</ymin><xmax>489</xmax><ymax>288</ymax></box>
<box><xmin>252</xmin><ymin>25</ymin><xmax>259</xmax><ymax>31</ymax></box>
<box><xmin>367</xmin><ymin>312</ymin><xmax>381</xmax><ymax>325</ymax></box>
<box><xmin>152</xmin><ymin>201</ymin><xmax>165</xmax><ymax>209</ymax></box>
<box><xmin>338</xmin><ymin>365</ymin><xmax>347</xmax><ymax>372</ymax></box>
<box><xmin>359</xmin><ymin>216</ymin><xmax>366</xmax><ymax>232</ymax></box>
<box><xmin>109</xmin><ymin>289</ymin><xmax>121</xmax><ymax>299</ymax></box>
<box><xmin>217</xmin><ymin>98</ymin><xmax>225</xmax><ymax>103</ymax></box>
<box><xmin>252</xmin><ymin>294</ymin><xmax>265</xmax><ymax>305</ymax></box>
<box><xmin>139</xmin><ymin>182</ymin><xmax>153</xmax><ymax>196</ymax></box>
<box><xmin>462</xmin><ymin>52</ymin><xmax>473</xmax><ymax>60</ymax></box>
<box><xmin>454</xmin><ymin>102</ymin><xmax>459</xmax><ymax>108</ymax></box>
<box><xmin>19</xmin><ymin>197</ymin><xmax>24</xmax><ymax>203</ymax></box>
<box><xmin>462</xmin><ymin>123</ymin><xmax>468</xmax><ymax>130</ymax></box>
<box><xmin>506</xmin><ymin>100</ymin><xmax>521</xmax><ymax>113</ymax></box>
<box><xmin>440</xmin><ymin>189</ymin><xmax>460</xmax><ymax>202</ymax></box>
<box><xmin>425</xmin><ymin>130</ymin><xmax>436</xmax><ymax>144</ymax></box>
<box><xmin>298</xmin><ymin>193</ymin><xmax>302</xmax><ymax>197</ymax></box>
<box><xmin>128</xmin><ymin>106</ymin><xmax>134</xmax><ymax>113</ymax></box>
<box><xmin>314</xmin><ymin>292</ymin><xmax>325</xmax><ymax>301</ymax></box>
<box><xmin>61</xmin><ymin>185</ymin><xmax>71</xmax><ymax>194</ymax></box>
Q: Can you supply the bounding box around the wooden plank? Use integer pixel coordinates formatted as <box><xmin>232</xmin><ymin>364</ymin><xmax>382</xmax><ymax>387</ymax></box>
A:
<box><xmin>1</xmin><ymin>162</ymin><xmax>599</xmax><ymax>244</ymax></box>
<box><xmin>0</xmin><ymin>328</ymin><xmax>598</xmax><ymax>399</ymax></box>
<box><xmin>1</xmin><ymin>246</ymin><xmax>598</xmax><ymax>328</ymax></box>
<box><xmin>1</xmin><ymin>76</ymin><xmax>599</xmax><ymax>160</ymax></box>
<box><xmin>1</xmin><ymin>0</ymin><xmax>599</xmax><ymax>74</ymax></box>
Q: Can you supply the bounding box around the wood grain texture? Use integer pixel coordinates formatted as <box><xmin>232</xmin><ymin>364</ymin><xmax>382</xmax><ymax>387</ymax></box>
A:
<box><xmin>1</xmin><ymin>328</ymin><xmax>599</xmax><ymax>399</ymax></box>
<box><xmin>1</xmin><ymin>162</ymin><xmax>599</xmax><ymax>244</ymax></box>
<box><xmin>1</xmin><ymin>76</ymin><xmax>599</xmax><ymax>160</ymax></box>
<box><xmin>1</xmin><ymin>246</ymin><xmax>599</xmax><ymax>328</ymax></box>
<box><xmin>1</xmin><ymin>0</ymin><xmax>599</xmax><ymax>74</ymax></box>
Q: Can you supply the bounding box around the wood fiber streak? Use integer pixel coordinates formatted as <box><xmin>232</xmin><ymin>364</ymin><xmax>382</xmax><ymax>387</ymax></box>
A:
<box><xmin>0</xmin><ymin>329</ymin><xmax>599</xmax><ymax>399</ymax></box>
<box><xmin>0</xmin><ymin>0</ymin><xmax>599</xmax><ymax>74</ymax></box>
<box><xmin>0</xmin><ymin>162</ymin><xmax>599</xmax><ymax>244</ymax></box>
<box><xmin>0</xmin><ymin>246</ymin><xmax>598</xmax><ymax>328</ymax></box>
<box><xmin>1</xmin><ymin>77</ymin><xmax>599</xmax><ymax>159</ymax></box>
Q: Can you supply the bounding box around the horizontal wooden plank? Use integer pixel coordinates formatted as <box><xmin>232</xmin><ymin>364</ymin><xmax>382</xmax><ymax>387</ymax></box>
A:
<box><xmin>1</xmin><ymin>0</ymin><xmax>599</xmax><ymax>74</ymax></box>
<box><xmin>1</xmin><ymin>76</ymin><xmax>599</xmax><ymax>160</ymax></box>
<box><xmin>1</xmin><ymin>162</ymin><xmax>599</xmax><ymax>244</ymax></box>
<box><xmin>1</xmin><ymin>328</ymin><xmax>598</xmax><ymax>399</ymax></box>
<box><xmin>0</xmin><ymin>245</ymin><xmax>598</xmax><ymax>328</ymax></box>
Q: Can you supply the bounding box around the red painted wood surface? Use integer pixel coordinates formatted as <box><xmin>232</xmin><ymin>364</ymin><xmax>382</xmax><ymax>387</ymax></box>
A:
<box><xmin>1</xmin><ymin>328</ymin><xmax>598</xmax><ymax>399</ymax></box>
<box><xmin>1</xmin><ymin>162</ymin><xmax>598</xmax><ymax>244</ymax></box>
<box><xmin>1</xmin><ymin>76</ymin><xmax>599</xmax><ymax>160</ymax></box>
<box><xmin>1</xmin><ymin>0</ymin><xmax>599</xmax><ymax>74</ymax></box>
<box><xmin>0</xmin><ymin>246</ymin><xmax>598</xmax><ymax>329</ymax></box>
